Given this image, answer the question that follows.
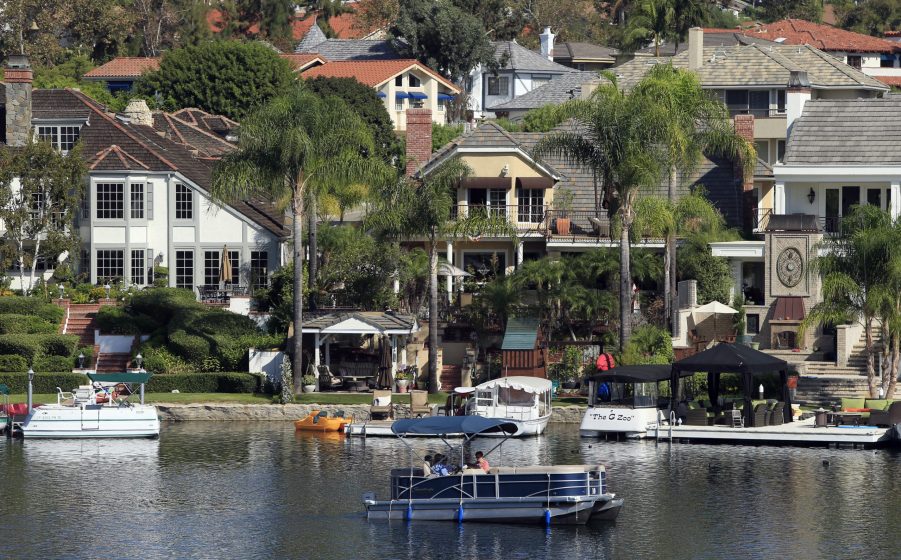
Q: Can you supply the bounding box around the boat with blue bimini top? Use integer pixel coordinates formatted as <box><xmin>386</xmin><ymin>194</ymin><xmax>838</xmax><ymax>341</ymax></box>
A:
<box><xmin>362</xmin><ymin>416</ymin><xmax>623</xmax><ymax>525</ymax></box>
<box><xmin>19</xmin><ymin>372</ymin><xmax>160</xmax><ymax>439</ymax></box>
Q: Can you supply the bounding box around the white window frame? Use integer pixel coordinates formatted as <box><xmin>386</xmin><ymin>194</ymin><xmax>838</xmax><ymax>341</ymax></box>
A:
<box><xmin>487</xmin><ymin>76</ymin><xmax>509</xmax><ymax>96</ymax></box>
<box><xmin>175</xmin><ymin>183</ymin><xmax>193</xmax><ymax>220</ymax></box>
<box><xmin>96</xmin><ymin>183</ymin><xmax>125</xmax><ymax>220</ymax></box>
<box><xmin>35</xmin><ymin>124</ymin><xmax>81</xmax><ymax>154</ymax></box>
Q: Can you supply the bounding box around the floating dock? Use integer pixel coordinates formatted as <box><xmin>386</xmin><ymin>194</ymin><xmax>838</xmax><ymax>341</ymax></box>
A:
<box><xmin>346</xmin><ymin>420</ymin><xmax>465</xmax><ymax>438</ymax></box>
<box><xmin>646</xmin><ymin>418</ymin><xmax>895</xmax><ymax>449</ymax></box>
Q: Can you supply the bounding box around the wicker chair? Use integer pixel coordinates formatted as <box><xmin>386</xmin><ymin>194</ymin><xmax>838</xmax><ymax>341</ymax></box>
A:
<box><xmin>370</xmin><ymin>390</ymin><xmax>394</xmax><ymax>420</ymax></box>
<box><xmin>685</xmin><ymin>407</ymin><xmax>710</xmax><ymax>426</ymax></box>
<box><xmin>768</xmin><ymin>402</ymin><xmax>786</xmax><ymax>426</ymax></box>
<box><xmin>868</xmin><ymin>401</ymin><xmax>901</xmax><ymax>427</ymax></box>
<box><xmin>409</xmin><ymin>390</ymin><xmax>430</xmax><ymax>418</ymax></box>
<box><xmin>753</xmin><ymin>403</ymin><xmax>769</xmax><ymax>427</ymax></box>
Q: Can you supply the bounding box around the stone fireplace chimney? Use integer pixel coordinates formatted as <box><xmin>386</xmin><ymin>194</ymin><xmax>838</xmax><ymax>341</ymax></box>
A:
<box><xmin>786</xmin><ymin>70</ymin><xmax>811</xmax><ymax>137</ymax></box>
<box><xmin>733</xmin><ymin>113</ymin><xmax>756</xmax><ymax>233</ymax></box>
<box><xmin>688</xmin><ymin>27</ymin><xmax>703</xmax><ymax>70</ymax></box>
<box><xmin>405</xmin><ymin>108</ymin><xmax>432</xmax><ymax>177</ymax></box>
<box><xmin>121</xmin><ymin>99</ymin><xmax>154</xmax><ymax>127</ymax></box>
<box><xmin>4</xmin><ymin>54</ymin><xmax>33</xmax><ymax>147</ymax></box>
<box><xmin>539</xmin><ymin>27</ymin><xmax>556</xmax><ymax>62</ymax></box>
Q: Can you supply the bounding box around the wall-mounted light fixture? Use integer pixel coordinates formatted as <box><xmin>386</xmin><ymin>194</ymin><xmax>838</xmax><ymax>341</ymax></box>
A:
<box><xmin>807</xmin><ymin>188</ymin><xmax>816</xmax><ymax>204</ymax></box>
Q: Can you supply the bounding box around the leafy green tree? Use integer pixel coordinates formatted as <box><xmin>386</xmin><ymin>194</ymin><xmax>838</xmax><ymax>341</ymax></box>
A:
<box><xmin>676</xmin><ymin>235</ymin><xmax>731</xmax><ymax>306</ymax></box>
<box><xmin>0</xmin><ymin>142</ymin><xmax>85</xmax><ymax>295</ymax></box>
<box><xmin>621</xmin><ymin>324</ymin><xmax>674</xmax><ymax>365</ymax></box>
<box><xmin>758</xmin><ymin>0</ymin><xmax>823</xmax><ymax>22</ymax></box>
<box><xmin>838</xmin><ymin>0</ymin><xmax>901</xmax><ymax>37</ymax></box>
<box><xmin>211</xmin><ymin>86</ymin><xmax>389</xmax><ymax>384</ymax></box>
<box><xmin>432</xmin><ymin>123</ymin><xmax>464</xmax><ymax>152</ymax></box>
<box><xmin>391</xmin><ymin>0</ymin><xmax>496</xmax><ymax>80</ymax></box>
<box><xmin>33</xmin><ymin>54</ymin><xmax>133</xmax><ymax>112</ymax></box>
<box><xmin>533</xmin><ymin>80</ymin><xmax>664</xmax><ymax>348</ymax></box>
<box><xmin>303</xmin><ymin>76</ymin><xmax>402</xmax><ymax>165</ymax></box>
<box><xmin>624</xmin><ymin>0</ymin><xmax>674</xmax><ymax>56</ymax></box>
<box><xmin>136</xmin><ymin>40</ymin><xmax>294</xmax><ymax>120</ymax></box>
<box><xmin>672</xmin><ymin>0</ymin><xmax>709</xmax><ymax>52</ymax></box>
<box><xmin>316</xmin><ymin>225</ymin><xmax>404</xmax><ymax>309</ymax></box>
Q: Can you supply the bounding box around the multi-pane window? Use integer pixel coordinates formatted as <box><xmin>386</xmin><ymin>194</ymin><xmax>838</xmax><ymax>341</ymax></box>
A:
<box><xmin>96</xmin><ymin>183</ymin><xmax>124</xmax><ymax>219</ymax></box>
<box><xmin>29</xmin><ymin>192</ymin><xmax>45</xmax><ymax>220</ymax></box>
<box><xmin>175</xmin><ymin>250</ymin><xmax>194</xmax><ymax>289</ymax></box>
<box><xmin>881</xmin><ymin>54</ymin><xmax>896</xmax><ymax>68</ymax></box>
<box><xmin>131</xmin><ymin>249</ymin><xmax>145</xmax><ymax>285</ymax></box>
<box><xmin>36</xmin><ymin>125</ymin><xmax>80</xmax><ymax>154</ymax></box>
<box><xmin>487</xmin><ymin>76</ymin><xmax>509</xmax><ymax>96</ymax></box>
<box><xmin>130</xmin><ymin>183</ymin><xmax>144</xmax><ymax>219</ymax></box>
<box><xmin>725</xmin><ymin>89</ymin><xmax>770</xmax><ymax>117</ymax></box>
<box><xmin>250</xmin><ymin>251</ymin><xmax>268</xmax><ymax>288</ymax></box>
<box><xmin>395</xmin><ymin>97</ymin><xmax>405</xmax><ymax>111</ymax></box>
<box><xmin>847</xmin><ymin>55</ymin><xmax>862</xmax><ymax>70</ymax></box>
<box><xmin>96</xmin><ymin>249</ymin><xmax>124</xmax><ymax>282</ymax></box>
<box><xmin>228</xmin><ymin>250</ymin><xmax>240</xmax><ymax>285</ymax></box>
<box><xmin>395</xmin><ymin>75</ymin><xmax>403</xmax><ymax>86</ymax></box>
<box><xmin>175</xmin><ymin>183</ymin><xmax>193</xmax><ymax>220</ymax></box>
<box><xmin>204</xmin><ymin>250</ymin><xmax>220</xmax><ymax>286</ymax></box>
<box><xmin>531</xmin><ymin>74</ymin><xmax>551</xmax><ymax>89</ymax></box>
<box><xmin>776</xmin><ymin>89</ymin><xmax>786</xmax><ymax>113</ymax></box>
<box><xmin>80</xmin><ymin>250</ymin><xmax>90</xmax><ymax>276</ymax></box>
<box><xmin>489</xmin><ymin>188</ymin><xmax>506</xmax><ymax>218</ymax></box>
<box><xmin>517</xmin><ymin>188</ymin><xmax>544</xmax><ymax>223</ymax></box>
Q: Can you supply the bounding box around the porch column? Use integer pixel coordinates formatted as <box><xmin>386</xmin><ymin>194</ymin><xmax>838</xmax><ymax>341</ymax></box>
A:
<box><xmin>324</xmin><ymin>339</ymin><xmax>331</xmax><ymax>367</ymax></box>
<box><xmin>400</xmin><ymin>336</ymin><xmax>407</xmax><ymax>367</ymax></box>
<box><xmin>731</xmin><ymin>260</ymin><xmax>742</xmax><ymax>305</ymax></box>
<box><xmin>393</xmin><ymin>270</ymin><xmax>400</xmax><ymax>294</ymax></box>
<box><xmin>892</xmin><ymin>181</ymin><xmax>901</xmax><ymax>219</ymax></box>
<box><xmin>774</xmin><ymin>181</ymin><xmax>785</xmax><ymax>215</ymax></box>
<box><xmin>446</xmin><ymin>241</ymin><xmax>453</xmax><ymax>298</ymax></box>
<box><xmin>314</xmin><ymin>333</ymin><xmax>321</xmax><ymax>367</ymax></box>
<box><xmin>390</xmin><ymin>335</ymin><xmax>398</xmax><ymax>374</ymax></box>
<box><xmin>516</xmin><ymin>242</ymin><xmax>524</xmax><ymax>268</ymax></box>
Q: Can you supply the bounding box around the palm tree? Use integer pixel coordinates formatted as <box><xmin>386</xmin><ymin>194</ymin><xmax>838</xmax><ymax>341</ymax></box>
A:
<box><xmin>211</xmin><ymin>86</ymin><xmax>389</xmax><ymax>384</ymax></box>
<box><xmin>367</xmin><ymin>158</ymin><xmax>515</xmax><ymax>392</ymax></box>
<box><xmin>632</xmin><ymin>64</ymin><xmax>755</xmax><ymax>331</ymax></box>
<box><xmin>533</xmin><ymin>82</ymin><xmax>663</xmax><ymax>348</ymax></box>
<box><xmin>624</xmin><ymin>0</ymin><xmax>675</xmax><ymax>56</ymax></box>
<box><xmin>672</xmin><ymin>0</ymin><xmax>709</xmax><ymax>52</ymax></box>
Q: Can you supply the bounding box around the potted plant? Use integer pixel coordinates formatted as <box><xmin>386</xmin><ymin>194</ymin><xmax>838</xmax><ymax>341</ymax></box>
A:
<box><xmin>553</xmin><ymin>188</ymin><xmax>575</xmax><ymax>235</ymax></box>
<box><xmin>559</xmin><ymin>346</ymin><xmax>583</xmax><ymax>390</ymax></box>
<box><xmin>395</xmin><ymin>365</ymin><xmax>410</xmax><ymax>393</ymax></box>
<box><xmin>301</xmin><ymin>373</ymin><xmax>317</xmax><ymax>393</ymax></box>
<box><xmin>733</xmin><ymin>294</ymin><xmax>752</xmax><ymax>345</ymax></box>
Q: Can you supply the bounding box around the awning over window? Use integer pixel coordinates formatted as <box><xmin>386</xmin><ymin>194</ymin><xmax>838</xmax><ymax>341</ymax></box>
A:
<box><xmin>461</xmin><ymin>177</ymin><xmax>511</xmax><ymax>189</ymax></box>
<box><xmin>407</xmin><ymin>92</ymin><xmax>428</xmax><ymax>100</ymax></box>
<box><xmin>437</xmin><ymin>93</ymin><xmax>455</xmax><ymax>101</ymax></box>
<box><xmin>377</xmin><ymin>92</ymin><xmax>386</xmax><ymax>98</ymax></box>
<box><xmin>773</xmin><ymin>297</ymin><xmax>805</xmax><ymax>321</ymax></box>
<box><xmin>515</xmin><ymin>177</ymin><xmax>555</xmax><ymax>189</ymax></box>
<box><xmin>395</xmin><ymin>92</ymin><xmax>409</xmax><ymax>99</ymax></box>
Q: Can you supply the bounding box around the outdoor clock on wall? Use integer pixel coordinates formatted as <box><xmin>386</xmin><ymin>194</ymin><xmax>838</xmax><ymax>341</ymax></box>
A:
<box><xmin>776</xmin><ymin>247</ymin><xmax>804</xmax><ymax>288</ymax></box>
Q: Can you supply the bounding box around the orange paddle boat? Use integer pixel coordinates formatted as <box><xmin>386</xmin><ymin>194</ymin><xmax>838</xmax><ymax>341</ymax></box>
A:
<box><xmin>294</xmin><ymin>410</ymin><xmax>352</xmax><ymax>432</ymax></box>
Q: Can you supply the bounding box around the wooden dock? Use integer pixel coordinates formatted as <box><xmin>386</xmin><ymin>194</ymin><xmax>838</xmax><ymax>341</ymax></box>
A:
<box><xmin>647</xmin><ymin>418</ymin><xmax>895</xmax><ymax>448</ymax></box>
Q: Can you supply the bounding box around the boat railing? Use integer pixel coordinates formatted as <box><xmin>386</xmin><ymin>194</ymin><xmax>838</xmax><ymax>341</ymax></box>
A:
<box><xmin>56</xmin><ymin>388</ymin><xmax>75</xmax><ymax>406</ymax></box>
<box><xmin>391</xmin><ymin>468</ymin><xmax>606</xmax><ymax>501</ymax></box>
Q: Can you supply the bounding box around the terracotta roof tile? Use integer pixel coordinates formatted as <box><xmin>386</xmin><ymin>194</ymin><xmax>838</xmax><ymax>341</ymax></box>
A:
<box><xmin>206</xmin><ymin>5</ymin><xmax>382</xmax><ymax>41</ymax></box>
<box><xmin>744</xmin><ymin>19</ymin><xmax>899</xmax><ymax>54</ymax></box>
<box><xmin>83</xmin><ymin>57</ymin><xmax>160</xmax><ymax>79</ymax></box>
<box><xmin>875</xmin><ymin>75</ymin><xmax>901</xmax><ymax>87</ymax></box>
<box><xmin>301</xmin><ymin>59</ymin><xmax>460</xmax><ymax>91</ymax></box>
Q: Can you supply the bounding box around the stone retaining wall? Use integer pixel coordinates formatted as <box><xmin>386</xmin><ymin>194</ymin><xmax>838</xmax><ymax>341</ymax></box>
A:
<box><xmin>156</xmin><ymin>403</ymin><xmax>586</xmax><ymax>423</ymax></box>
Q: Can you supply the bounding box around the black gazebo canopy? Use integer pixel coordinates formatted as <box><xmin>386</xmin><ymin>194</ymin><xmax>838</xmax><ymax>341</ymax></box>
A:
<box><xmin>671</xmin><ymin>343</ymin><xmax>792</xmax><ymax>426</ymax></box>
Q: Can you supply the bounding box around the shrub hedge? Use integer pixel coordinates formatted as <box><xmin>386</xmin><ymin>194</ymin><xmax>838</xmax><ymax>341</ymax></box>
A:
<box><xmin>146</xmin><ymin>373</ymin><xmax>261</xmax><ymax>393</ymax></box>
<box><xmin>0</xmin><ymin>334</ymin><xmax>79</xmax><ymax>362</ymax></box>
<box><xmin>0</xmin><ymin>355</ymin><xmax>28</xmax><ymax>372</ymax></box>
<box><xmin>0</xmin><ymin>297</ymin><xmax>64</xmax><ymax>324</ymax></box>
<box><xmin>0</xmin><ymin>372</ymin><xmax>89</xmax><ymax>393</ymax></box>
<box><xmin>33</xmin><ymin>355</ymin><xmax>75</xmax><ymax>373</ymax></box>
<box><xmin>95</xmin><ymin>306</ymin><xmax>160</xmax><ymax>335</ymax></box>
<box><xmin>0</xmin><ymin>313</ymin><xmax>60</xmax><ymax>334</ymax></box>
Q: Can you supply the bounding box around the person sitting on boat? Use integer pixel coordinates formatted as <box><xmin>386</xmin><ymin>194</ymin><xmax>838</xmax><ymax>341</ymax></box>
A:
<box><xmin>474</xmin><ymin>451</ymin><xmax>490</xmax><ymax>473</ymax></box>
<box><xmin>422</xmin><ymin>455</ymin><xmax>433</xmax><ymax>477</ymax></box>
<box><xmin>431</xmin><ymin>454</ymin><xmax>450</xmax><ymax>476</ymax></box>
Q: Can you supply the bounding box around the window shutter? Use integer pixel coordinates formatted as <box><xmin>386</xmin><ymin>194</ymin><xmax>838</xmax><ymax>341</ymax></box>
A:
<box><xmin>146</xmin><ymin>183</ymin><xmax>154</xmax><ymax>220</ymax></box>
<box><xmin>147</xmin><ymin>248</ymin><xmax>154</xmax><ymax>284</ymax></box>
<box><xmin>81</xmin><ymin>193</ymin><xmax>89</xmax><ymax>220</ymax></box>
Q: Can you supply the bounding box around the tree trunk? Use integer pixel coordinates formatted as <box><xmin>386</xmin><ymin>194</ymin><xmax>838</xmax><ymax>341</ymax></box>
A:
<box><xmin>292</xmin><ymin>188</ymin><xmax>305</xmax><ymax>393</ymax></box>
<box><xmin>666</xmin><ymin>165</ymin><xmax>678</xmax><ymax>332</ymax></box>
<box><xmin>308</xmin><ymin>195</ymin><xmax>318</xmax><ymax>311</ymax></box>
<box><xmin>865</xmin><ymin>318</ymin><xmax>877</xmax><ymax>398</ymax></box>
<box><xmin>619</xmin><ymin>219</ymin><xmax>633</xmax><ymax>349</ymax></box>
<box><xmin>663</xmin><ymin>236</ymin><xmax>671</xmax><ymax>332</ymax></box>
<box><xmin>888</xmin><ymin>332</ymin><xmax>900</xmax><ymax>399</ymax></box>
<box><xmin>428</xmin><ymin>233</ymin><xmax>440</xmax><ymax>394</ymax></box>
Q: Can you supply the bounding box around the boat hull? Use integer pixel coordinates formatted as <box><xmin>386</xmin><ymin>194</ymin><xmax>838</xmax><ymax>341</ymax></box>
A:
<box><xmin>365</xmin><ymin>496</ymin><xmax>609</xmax><ymax>525</ymax></box>
<box><xmin>579</xmin><ymin>406</ymin><xmax>661</xmax><ymax>439</ymax></box>
<box><xmin>20</xmin><ymin>404</ymin><xmax>160</xmax><ymax>439</ymax></box>
<box><xmin>294</xmin><ymin>413</ymin><xmax>350</xmax><ymax>432</ymax></box>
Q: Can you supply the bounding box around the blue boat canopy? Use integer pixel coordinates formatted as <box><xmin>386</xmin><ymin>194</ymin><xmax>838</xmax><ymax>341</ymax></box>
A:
<box><xmin>407</xmin><ymin>92</ymin><xmax>428</xmax><ymax>100</ymax></box>
<box><xmin>437</xmin><ymin>93</ymin><xmax>454</xmax><ymax>101</ymax></box>
<box><xmin>88</xmin><ymin>372</ymin><xmax>153</xmax><ymax>384</ymax></box>
<box><xmin>395</xmin><ymin>92</ymin><xmax>409</xmax><ymax>99</ymax></box>
<box><xmin>392</xmin><ymin>416</ymin><xmax>519</xmax><ymax>436</ymax></box>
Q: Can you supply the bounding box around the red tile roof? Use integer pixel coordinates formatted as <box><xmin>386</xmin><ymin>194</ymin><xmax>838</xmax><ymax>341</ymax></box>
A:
<box><xmin>280</xmin><ymin>53</ymin><xmax>327</xmax><ymax>71</ymax></box>
<box><xmin>300</xmin><ymin>59</ymin><xmax>460</xmax><ymax>91</ymax></box>
<box><xmin>744</xmin><ymin>19</ymin><xmax>899</xmax><ymax>54</ymax></box>
<box><xmin>875</xmin><ymin>75</ymin><xmax>901</xmax><ymax>87</ymax></box>
<box><xmin>206</xmin><ymin>5</ymin><xmax>382</xmax><ymax>41</ymax></box>
<box><xmin>83</xmin><ymin>57</ymin><xmax>160</xmax><ymax>79</ymax></box>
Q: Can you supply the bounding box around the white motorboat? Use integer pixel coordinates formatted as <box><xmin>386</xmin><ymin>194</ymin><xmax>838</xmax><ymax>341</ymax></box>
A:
<box><xmin>468</xmin><ymin>376</ymin><xmax>552</xmax><ymax>436</ymax></box>
<box><xmin>20</xmin><ymin>372</ymin><xmax>160</xmax><ymax>439</ymax></box>
<box><xmin>363</xmin><ymin>416</ymin><xmax>623</xmax><ymax>525</ymax></box>
<box><xmin>580</xmin><ymin>365</ymin><xmax>689</xmax><ymax>439</ymax></box>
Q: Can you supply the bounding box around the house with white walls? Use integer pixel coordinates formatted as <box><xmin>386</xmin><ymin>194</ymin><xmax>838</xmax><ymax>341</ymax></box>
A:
<box><xmin>0</xmin><ymin>56</ymin><xmax>287</xmax><ymax>293</ymax></box>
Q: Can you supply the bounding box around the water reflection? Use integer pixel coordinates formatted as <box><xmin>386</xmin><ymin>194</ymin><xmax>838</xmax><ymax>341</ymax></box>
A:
<box><xmin>1</xmin><ymin>424</ymin><xmax>900</xmax><ymax>559</ymax></box>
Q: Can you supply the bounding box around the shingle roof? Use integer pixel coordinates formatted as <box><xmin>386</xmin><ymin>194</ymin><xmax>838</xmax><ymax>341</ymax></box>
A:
<box><xmin>83</xmin><ymin>57</ymin><xmax>160</xmax><ymax>79</ymax></box>
<box><xmin>744</xmin><ymin>19</ymin><xmax>899</xmax><ymax>54</ymax></box>
<box><xmin>553</xmin><ymin>42</ymin><xmax>619</xmax><ymax>61</ymax></box>
<box><xmin>300</xmin><ymin>59</ymin><xmax>459</xmax><ymax>91</ymax></box>
<box><xmin>281</xmin><ymin>53</ymin><xmax>327</xmax><ymax>71</ymax></box>
<box><xmin>302</xmin><ymin>311</ymin><xmax>417</xmax><ymax>332</ymax></box>
<box><xmin>493</xmin><ymin>41</ymin><xmax>573</xmax><ymax>73</ymax></box>
<box><xmin>784</xmin><ymin>96</ymin><xmax>901</xmax><ymax>166</ymax></box>
<box><xmin>30</xmin><ymin>89</ymin><xmax>286</xmax><ymax>237</ymax></box>
<box><xmin>614</xmin><ymin>44</ymin><xmax>888</xmax><ymax>91</ymax></box>
<box><xmin>152</xmin><ymin>112</ymin><xmax>235</xmax><ymax>157</ymax></box>
<box><xmin>755</xmin><ymin>157</ymin><xmax>774</xmax><ymax>179</ymax></box>
<box><xmin>636</xmin><ymin>29</ymin><xmax>777</xmax><ymax>56</ymax></box>
<box><xmin>170</xmin><ymin>108</ymin><xmax>240</xmax><ymax>140</ymax></box>
<box><xmin>297</xmin><ymin>22</ymin><xmax>328</xmax><ymax>51</ymax></box>
<box><xmin>294</xmin><ymin>26</ymin><xmax>400</xmax><ymax>60</ymax></box>
<box><xmin>207</xmin><ymin>7</ymin><xmax>383</xmax><ymax>41</ymax></box>
<box><xmin>488</xmin><ymin>71</ymin><xmax>606</xmax><ymax>111</ymax></box>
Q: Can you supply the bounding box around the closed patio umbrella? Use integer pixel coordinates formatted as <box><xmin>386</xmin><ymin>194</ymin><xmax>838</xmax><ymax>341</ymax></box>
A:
<box><xmin>219</xmin><ymin>245</ymin><xmax>233</xmax><ymax>286</ymax></box>
<box><xmin>438</xmin><ymin>262</ymin><xmax>471</xmax><ymax>277</ymax></box>
<box><xmin>376</xmin><ymin>335</ymin><xmax>394</xmax><ymax>390</ymax></box>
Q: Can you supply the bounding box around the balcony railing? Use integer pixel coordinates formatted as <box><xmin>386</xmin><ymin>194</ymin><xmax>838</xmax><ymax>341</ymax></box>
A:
<box><xmin>755</xmin><ymin>209</ymin><xmax>842</xmax><ymax>235</ymax></box>
<box><xmin>449</xmin><ymin>205</ymin><xmax>617</xmax><ymax>240</ymax></box>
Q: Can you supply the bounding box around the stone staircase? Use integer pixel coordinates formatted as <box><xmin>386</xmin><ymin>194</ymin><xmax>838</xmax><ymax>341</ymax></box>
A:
<box><xmin>440</xmin><ymin>365</ymin><xmax>461</xmax><ymax>391</ymax></box>
<box><xmin>95</xmin><ymin>352</ymin><xmax>132</xmax><ymax>373</ymax></box>
<box><xmin>794</xmin><ymin>375</ymin><xmax>872</xmax><ymax>407</ymax></box>
<box><xmin>62</xmin><ymin>303</ymin><xmax>102</xmax><ymax>347</ymax></box>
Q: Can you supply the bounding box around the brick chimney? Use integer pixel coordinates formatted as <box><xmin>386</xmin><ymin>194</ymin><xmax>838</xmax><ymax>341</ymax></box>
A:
<box><xmin>405</xmin><ymin>108</ymin><xmax>432</xmax><ymax>177</ymax></box>
<box><xmin>539</xmin><ymin>27</ymin><xmax>556</xmax><ymax>62</ymax></box>
<box><xmin>733</xmin><ymin>113</ymin><xmax>756</xmax><ymax>233</ymax></box>
<box><xmin>688</xmin><ymin>27</ymin><xmax>703</xmax><ymax>70</ymax></box>
<box><xmin>4</xmin><ymin>54</ymin><xmax>33</xmax><ymax>147</ymax></box>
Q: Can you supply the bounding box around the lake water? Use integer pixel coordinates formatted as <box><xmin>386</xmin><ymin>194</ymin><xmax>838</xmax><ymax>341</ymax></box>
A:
<box><xmin>1</xmin><ymin>422</ymin><xmax>899</xmax><ymax>560</ymax></box>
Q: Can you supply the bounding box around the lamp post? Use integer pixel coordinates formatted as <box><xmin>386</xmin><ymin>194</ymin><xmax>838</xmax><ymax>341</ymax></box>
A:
<box><xmin>134</xmin><ymin>353</ymin><xmax>143</xmax><ymax>370</ymax></box>
<box><xmin>58</xmin><ymin>285</ymin><xmax>64</xmax><ymax>300</ymax></box>
<box><xmin>77</xmin><ymin>352</ymin><xmax>85</xmax><ymax>370</ymax></box>
<box><xmin>27</xmin><ymin>367</ymin><xmax>34</xmax><ymax>415</ymax></box>
<box><xmin>104</xmin><ymin>283</ymin><xmax>111</xmax><ymax>300</ymax></box>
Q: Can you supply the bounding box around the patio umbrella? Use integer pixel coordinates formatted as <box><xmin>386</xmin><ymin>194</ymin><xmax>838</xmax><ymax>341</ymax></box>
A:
<box><xmin>691</xmin><ymin>301</ymin><xmax>738</xmax><ymax>340</ymax></box>
<box><xmin>376</xmin><ymin>335</ymin><xmax>394</xmax><ymax>390</ymax></box>
<box><xmin>438</xmin><ymin>262</ymin><xmax>470</xmax><ymax>277</ymax></box>
<box><xmin>219</xmin><ymin>245</ymin><xmax>233</xmax><ymax>286</ymax></box>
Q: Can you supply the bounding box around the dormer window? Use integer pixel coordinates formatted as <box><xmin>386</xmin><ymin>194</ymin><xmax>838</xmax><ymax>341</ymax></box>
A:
<box><xmin>409</xmin><ymin>74</ymin><xmax>421</xmax><ymax>87</ymax></box>
<box><xmin>36</xmin><ymin>125</ymin><xmax>81</xmax><ymax>154</ymax></box>
<box><xmin>395</xmin><ymin>75</ymin><xmax>404</xmax><ymax>86</ymax></box>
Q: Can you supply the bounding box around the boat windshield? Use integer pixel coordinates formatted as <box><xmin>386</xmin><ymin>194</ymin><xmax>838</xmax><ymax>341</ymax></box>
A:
<box><xmin>592</xmin><ymin>381</ymin><xmax>658</xmax><ymax>408</ymax></box>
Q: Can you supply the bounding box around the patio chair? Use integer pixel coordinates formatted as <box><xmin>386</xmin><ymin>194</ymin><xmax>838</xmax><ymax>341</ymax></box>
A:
<box><xmin>753</xmin><ymin>403</ymin><xmax>768</xmax><ymax>427</ymax></box>
<box><xmin>318</xmin><ymin>366</ymin><xmax>343</xmax><ymax>391</ymax></box>
<box><xmin>868</xmin><ymin>401</ymin><xmax>901</xmax><ymax>427</ymax></box>
<box><xmin>370</xmin><ymin>390</ymin><xmax>394</xmax><ymax>420</ymax></box>
<box><xmin>409</xmin><ymin>390</ymin><xmax>430</xmax><ymax>418</ymax></box>
<box><xmin>685</xmin><ymin>407</ymin><xmax>710</xmax><ymax>426</ymax></box>
<box><xmin>768</xmin><ymin>402</ymin><xmax>786</xmax><ymax>426</ymax></box>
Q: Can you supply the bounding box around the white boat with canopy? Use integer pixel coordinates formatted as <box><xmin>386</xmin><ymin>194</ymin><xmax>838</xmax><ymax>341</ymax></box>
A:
<box><xmin>20</xmin><ymin>372</ymin><xmax>160</xmax><ymax>439</ymax></box>
<box><xmin>469</xmin><ymin>376</ymin><xmax>552</xmax><ymax>436</ymax></box>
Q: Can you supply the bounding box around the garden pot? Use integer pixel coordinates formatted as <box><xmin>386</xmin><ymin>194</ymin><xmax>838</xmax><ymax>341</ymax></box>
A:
<box><xmin>396</xmin><ymin>379</ymin><xmax>409</xmax><ymax>393</ymax></box>
<box><xmin>555</xmin><ymin>217</ymin><xmax>571</xmax><ymax>236</ymax></box>
<box><xmin>738</xmin><ymin>334</ymin><xmax>754</xmax><ymax>346</ymax></box>
<box><xmin>302</xmin><ymin>384</ymin><xmax>316</xmax><ymax>393</ymax></box>
<box><xmin>750</xmin><ymin>342</ymin><xmax>760</xmax><ymax>350</ymax></box>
